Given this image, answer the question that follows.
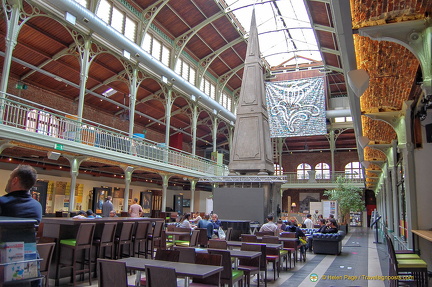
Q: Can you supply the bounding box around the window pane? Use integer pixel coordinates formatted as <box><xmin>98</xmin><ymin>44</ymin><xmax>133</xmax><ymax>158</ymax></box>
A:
<box><xmin>161</xmin><ymin>45</ymin><xmax>170</xmax><ymax>66</ymax></box>
<box><xmin>142</xmin><ymin>34</ymin><xmax>151</xmax><ymax>52</ymax></box>
<box><xmin>188</xmin><ymin>66</ymin><xmax>195</xmax><ymax>84</ymax></box>
<box><xmin>182</xmin><ymin>62</ymin><xmax>189</xmax><ymax>80</ymax></box>
<box><xmin>111</xmin><ymin>7</ymin><xmax>124</xmax><ymax>33</ymax></box>
<box><xmin>74</xmin><ymin>0</ymin><xmax>88</xmax><ymax>8</ymax></box>
<box><xmin>124</xmin><ymin>17</ymin><xmax>136</xmax><ymax>42</ymax></box>
<box><xmin>96</xmin><ymin>0</ymin><xmax>111</xmax><ymax>23</ymax></box>
<box><xmin>152</xmin><ymin>39</ymin><xmax>161</xmax><ymax>59</ymax></box>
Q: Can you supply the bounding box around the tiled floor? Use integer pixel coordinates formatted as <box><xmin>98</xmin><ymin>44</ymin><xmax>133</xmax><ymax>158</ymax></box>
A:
<box><xmin>64</xmin><ymin>226</ymin><xmax>390</xmax><ymax>287</ymax></box>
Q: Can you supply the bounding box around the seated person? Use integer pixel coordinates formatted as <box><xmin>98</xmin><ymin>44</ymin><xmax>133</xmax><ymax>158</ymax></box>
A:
<box><xmin>190</xmin><ymin>212</ymin><xmax>202</xmax><ymax>224</ymax></box>
<box><xmin>277</xmin><ymin>219</ymin><xmax>286</xmax><ymax>235</ymax></box>
<box><xmin>109</xmin><ymin>210</ymin><xmax>118</xmax><ymax>217</ymax></box>
<box><xmin>285</xmin><ymin>218</ymin><xmax>307</xmax><ymax>251</ymax></box>
<box><xmin>197</xmin><ymin>214</ymin><xmax>213</xmax><ymax>239</ymax></box>
<box><xmin>259</xmin><ymin>214</ymin><xmax>278</xmax><ymax>235</ymax></box>
<box><xmin>211</xmin><ymin>213</ymin><xmax>222</xmax><ymax>236</ymax></box>
<box><xmin>321</xmin><ymin>218</ymin><xmax>338</xmax><ymax>233</ymax></box>
<box><xmin>179</xmin><ymin>213</ymin><xmax>192</xmax><ymax>229</ymax></box>
<box><xmin>86</xmin><ymin>209</ymin><xmax>101</xmax><ymax>218</ymax></box>
<box><xmin>73</xmin><ymin>210</ymin><xmax>87</xmax><ymax>219</ymax></box>
<box><xmin>307</xmin><ymin>218</ymin><xmax>326</xmax><ymax>251</ymax></box>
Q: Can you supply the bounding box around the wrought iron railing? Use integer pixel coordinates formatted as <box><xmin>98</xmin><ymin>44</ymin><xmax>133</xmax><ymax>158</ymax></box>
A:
<box><xmin>0</xmin><ymin>93</ymin><xmax>228</xmax><ymax>175</ymax></box>
<box><xmin>282</xmin><ymin>172</ymin><xmax>365</xmax><ymax>184</ymax></box>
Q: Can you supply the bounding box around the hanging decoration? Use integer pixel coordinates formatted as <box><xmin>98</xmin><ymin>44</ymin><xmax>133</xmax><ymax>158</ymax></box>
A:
<box><xmin>265</xmin><ymin>77</ymin><xmax>326</xmax><ymax>138</ymax></box>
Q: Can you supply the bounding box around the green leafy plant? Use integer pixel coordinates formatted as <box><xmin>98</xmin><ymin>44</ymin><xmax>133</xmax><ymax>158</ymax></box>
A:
<box><xmin>324</xmin><ymin>176</ymin><xmax>365</xmax><ymax>225</ymax></box>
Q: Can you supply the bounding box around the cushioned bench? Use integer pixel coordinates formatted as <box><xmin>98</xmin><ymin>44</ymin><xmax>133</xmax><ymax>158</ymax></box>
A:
<box><xmin>312</xmin><ymin>231</ymin><xmax>345</xmax><ymax>255</ymax></box>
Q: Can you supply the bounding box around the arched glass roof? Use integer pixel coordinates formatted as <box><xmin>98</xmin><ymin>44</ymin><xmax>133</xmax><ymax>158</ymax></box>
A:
<box><xmin>225</xmin><ymin>0</ymin><xmax>322</xmax><ymax>67</ymax></box>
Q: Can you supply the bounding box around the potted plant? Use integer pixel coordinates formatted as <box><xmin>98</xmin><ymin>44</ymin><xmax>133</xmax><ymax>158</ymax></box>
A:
<box><xmin>324</xmin><ymin>176</ymin><xmax>365</xmax><ymax>233</ymax></box>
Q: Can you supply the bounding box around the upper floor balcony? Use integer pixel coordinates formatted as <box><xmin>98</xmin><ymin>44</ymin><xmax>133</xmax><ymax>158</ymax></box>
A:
<box><xmin>0</xmin><ymin>93</ymin><xmax>228</xmax><ymax>178</ymax></box>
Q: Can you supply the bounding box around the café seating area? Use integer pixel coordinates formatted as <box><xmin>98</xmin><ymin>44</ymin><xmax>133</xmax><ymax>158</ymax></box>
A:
<box><xmin>32</xmin><ymin>217</ymin><xmax>416</xmax><ymax>287</ymax></box>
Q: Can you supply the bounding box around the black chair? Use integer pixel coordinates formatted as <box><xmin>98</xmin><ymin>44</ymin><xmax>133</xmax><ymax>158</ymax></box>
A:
<box><xmin>238</xmin><ymin>243</ymin><xmax>267</xmax><ymax>287</ymax></box>
<box><xmin>94</xmin><ymin>222</ymin><xmax>117</xmax><ymax>259</ymax></box>
<box><xmin>97</xmin><ymin>258</ymin><xmax>134</xmax><ymax>287</ymax></box>
<box><xmin>174</xmin><ymin>246</ymin><xmax>196</xmax><ymax>263</ymax></box>
<box><xmin>208</xmin><ymin>239</ymin><xmax>228</xmax><ymax>250</ymax></box>
<box><xmin>241</xmin><ymin>234</ymin><xmax>257</xmax><ymax>242</ymax></box>
<box><xmin>191</xmin><ymin>253</ymin><xmax>222</xmax><ymax>286</ymax></box>
<box><xmin>154</xmin><ymin>249</ymin><xmax>180</xmax><ymax>262</ymax></box>
<box><xmin>115</xmin><ymin>221</ymin><xmax>135</xmax><ymax>259</ymax></box>
<box><xmin>145</xmin><ymin>265</ymin><xmax>179</xmax><ymax>287</ymax></box>
<box><xmin>147</xmin><ymin>221</ymin><xmax>164</xmax><ymax>259</ymax></box>
<box><xmin>56</xmin><ymin>223</ymin><xmax>96</xmax><ymax>286</ymax></box>
<box><xmin>133</xmin><ymin>221</ymin><xmax>151</xmax><ymax>258</ymax></box>
<box><xmin>37</xmin><ymin>242</ymin><xmax>56</xmax><ymax>287</ymax></box>
<box><xmin>208</xmin><ymin>249</ymin><xmax>244</xmax><ymax>287</ymax></box>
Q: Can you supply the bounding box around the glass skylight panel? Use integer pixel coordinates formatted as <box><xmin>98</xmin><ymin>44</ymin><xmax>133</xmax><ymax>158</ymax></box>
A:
<box><xmin>224</xmin><ymin>0</ymin><xmax>321</xmax><ymax>67</ymax></box>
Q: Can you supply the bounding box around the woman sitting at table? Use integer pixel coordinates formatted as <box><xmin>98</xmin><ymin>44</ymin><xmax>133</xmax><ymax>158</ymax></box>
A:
<box><xmin>285</xmin><ymin>218</ymin><xmax>307</xmax><ymax>252</ymax></box>
<box><xmin>321</xmin><ymin>218</ymin><xmax>338</xmax><ymax>233</ymax></box>
<box><xmin>179</xmin><ymin>213</ymin><xmax>192</xmax><ymax>229</ymax></box>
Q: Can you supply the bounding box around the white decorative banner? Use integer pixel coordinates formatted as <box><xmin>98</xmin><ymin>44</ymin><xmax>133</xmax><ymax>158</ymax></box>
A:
<box><xmin>265</xmin><ymin>77</ymin><xmax>326</xmax><ymax>137</ymax></box>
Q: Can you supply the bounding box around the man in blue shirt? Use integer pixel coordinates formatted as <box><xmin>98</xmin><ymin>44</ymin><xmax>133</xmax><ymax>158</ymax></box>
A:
<box><xmin>0</xmin><ymin>165</ymin><xmax>42</xmax><ymax>224</ymax></box>
<box><xmin>197</xmin><ymin>214</ymin><xmax>213</xmax><ymax>239</ymax></box>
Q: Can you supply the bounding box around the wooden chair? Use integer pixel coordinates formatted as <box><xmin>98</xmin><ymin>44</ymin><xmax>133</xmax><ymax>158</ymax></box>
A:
<box><xmin>94</xmin><ymin>222</ymin><xmax>117</xmax><ymax>260</ymax></box>
<box><xmin>208</xmin><ymin>239</ymin><xmax>228</xmax><ymax>250</ymax></box>
<box><xmin>173</xmin><ymin>227</ymin><xmax>192</xmax><ymax>246</ymax></box>
<box><xmin>262</xmin><ymin>235</ymin><xmax>289</xmax><ymax>271</ymax></box>
<box><xmin>255</xmin><ymin>231</ymin><xmax>274</xmax><ymax>237</ymax></box>
<box><xmin>147</xmin><ymin>221</ymin><xmax>164</xmax><ymax>259</ymax></box>
<box><xmin>145</xmin><ymin>265</ymin><xmax>178</xmax><ymax>287</ymax></box>
<box><xmin>225</xmin><ymin>227</ymin><xmax>233</xmax><ymax>241</ymax></box>
<box><xmin>282</xmin><ymin>239</ymin><xmax>299</xmax><ymax>266</ymax></box>
<box><xmin>133</xmin><ymin>221</ymin><xmax>150</xmax><ymax>258</ymax></box>
<box><xmin>196</xmin><ymin>228</ymin><xmax>209</xmax><ymax>247</ymax></box>
<box><xmin>154</xmin><ymin>249</ymin><xmax>180</xmax><ymax>261</ymax></box>
<box><xmin>241</xmin><ymin>234</ymin><xmax>257</xmax><ymax>242</ymax></box>
<box><xmin>174</xmin><ymin>246</ymin><xmax>196</xmax><ymax>263</ymax></box>
<box><xmin>238</xmin><ymin>243</ymin><xmax>267</xmax><ymax>287</ymax></box>
<box><xmin>386</xmin><ymin>234</ymin><xmax>428</xmax><ymax>287</ymax></box>
<box><xmin>176</xmin><ymin>229</ymin><xmax>200</xmax><ymax>247</ymax></box>
<box><xmin>56</xmin><ymin>223</ymin><xmax>96</xmax><ymax>286</ymax></box>
<box><xmin>280</xmin><ymin>232</ymin><xmax>296</xmax><ymax>238</ymax></box>
<box><xmin>37</xmin><ymin>242</ymin><xmax>55</xmax><ymax>287</ymax></box>
<box><xmin>208</xmin><ymin>249</ymin><xmax>244</xmax><ymax>287</ymax></box>
<box><xmin>115</xmin><ymin>221</ymin><xmax>135</xmax><ymax>259</ymax></box>
<box><xmin>97</xmin><ymin>258</ymin><xmax>133</xmax><ymax>287</ymax></box>
<box><xmin>191</xmin><ymin>253</ymin><xmax>222</xmax><ymax>286</ymax></box>
<box><xmin>140</xmin><ymin>249</ymin><xmax>180</xmax><ymax>286</ymax></box>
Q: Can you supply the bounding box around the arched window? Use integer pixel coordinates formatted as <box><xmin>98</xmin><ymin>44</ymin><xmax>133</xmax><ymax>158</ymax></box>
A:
<box><xmin>345</xmin><ymin>162</ymin><xmax>363</xmax><ymax>179</ymax></box>
<box><xmin>26</xmin><ymin>110</ymin><xmax>59</xmax><ymax>136</ymax></box>
<box><xmin>274</xmin><ymin>164</ymin><xmax>283</xmax><ymax>176</ymax></box>
<box><xmin>315</xmin><ymin>163</ymin><xmax>330</xmax><ymax>179</ymax></box>
<box><xmin>297</xmin><ymin>163</ymin><xmax>311</xmax><ymax>179</ymax></box>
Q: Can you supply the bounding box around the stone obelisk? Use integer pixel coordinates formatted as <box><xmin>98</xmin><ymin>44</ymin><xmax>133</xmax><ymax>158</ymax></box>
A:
<box><xmin>228</xmin><ymin>10</ymin><xmax>274</xmax><ymax>175</ymax></box>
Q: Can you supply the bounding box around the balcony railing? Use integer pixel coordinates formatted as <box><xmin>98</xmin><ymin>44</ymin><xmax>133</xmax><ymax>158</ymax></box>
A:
<box><xmin>282</xmin><ymin>172</ymin><xmax>365</xmax><ymax>184</ymax></box>
<box><xmin>0</xmin><ymin>94</ymin><xmax>228</xmax><ymax>176</ymax></box>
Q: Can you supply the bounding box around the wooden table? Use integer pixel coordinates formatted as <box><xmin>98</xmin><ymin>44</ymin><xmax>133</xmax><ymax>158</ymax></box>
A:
<box><xmin>411</xmin><ymin>229</ymin><xmax>432</xmax><ymax>254</ymax></box>
<box><xmin>118</xmin><ymin>257</ymin><xmax>223</xmax><ymax>287</ymax></box>
<box><xmin>197</xmin><ymin>248</ymin><xmax>261</xmax><ymax>269</ymax></box>
<box><xmin>165</xmin><ymin>230</ymin><xmax>191</xmax><ymax>242</ymax></box>
<box><xmin>226</xmin><ymin>241</ymin><xmax>282</xmax><ymax>249</ymax></box>
<box><xmin>411</xmin><ymin>230</ymin><xmax>432</xmax><ymax>242</ymax></box>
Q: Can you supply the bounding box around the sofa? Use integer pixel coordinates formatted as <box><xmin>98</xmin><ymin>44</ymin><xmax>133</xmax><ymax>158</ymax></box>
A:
<box><xmin>312</xmin><ymin>231</ymin><xmax>346</xmax><ymax>255</ymax></box>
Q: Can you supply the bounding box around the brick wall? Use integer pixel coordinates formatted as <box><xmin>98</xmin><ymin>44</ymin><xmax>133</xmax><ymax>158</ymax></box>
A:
<box><xmin>281</xmin><ymin>150</ymin><xmax>359</xmax><ymax>172</ymax></box>
<box><xmin>280</xmin><ymin>150</ymin><xmax>360</xmax><ymax>213</ymax></box>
